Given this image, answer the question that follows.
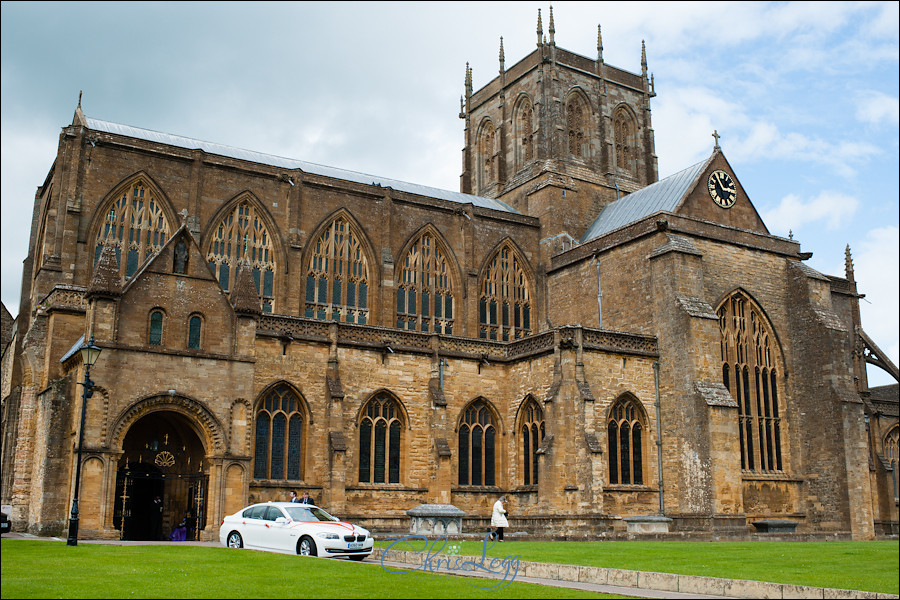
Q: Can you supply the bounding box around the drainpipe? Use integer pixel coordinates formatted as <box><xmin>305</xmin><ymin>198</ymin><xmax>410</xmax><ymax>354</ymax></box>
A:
<box><xmin>653</xmin><ymin>360</ymin><xmax>664</xmax><ymax>515</ymax></box>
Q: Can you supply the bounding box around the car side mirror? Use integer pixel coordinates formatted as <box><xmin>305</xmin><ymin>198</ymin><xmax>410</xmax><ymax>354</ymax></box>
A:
<box><xmin>275</xmin><ymin>517</ymin><xmax>287</xmax><ymax>524</ymax></box>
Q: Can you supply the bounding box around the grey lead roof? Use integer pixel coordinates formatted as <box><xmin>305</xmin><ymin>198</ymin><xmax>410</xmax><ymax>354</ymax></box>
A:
<box><xmin>580</xmin><ymin>158</ymin><xmax>709</xmax><ymax>243</ymax></box>
<box><xmin>84</xmin><ymin>117</ymin><xmax>519</xmax><ymax>215</ymax></box>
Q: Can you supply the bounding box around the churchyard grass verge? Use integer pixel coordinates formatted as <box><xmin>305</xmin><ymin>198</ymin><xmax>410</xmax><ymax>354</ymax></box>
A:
<box><xmin>0</xmin><ymin>540</ymin><xmax>620</xmax><ymax>599</ymax></box>
<box><xmin>423</xmin><ymin>538</ymin><xmax>899</xmax><ymax>594</ymax></box>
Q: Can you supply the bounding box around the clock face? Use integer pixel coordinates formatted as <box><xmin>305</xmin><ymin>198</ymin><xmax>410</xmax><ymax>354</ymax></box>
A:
<box><xmin>707</xmin><ymin>169</ymin><xmax>737</xmax><ymax>208</ymax></box>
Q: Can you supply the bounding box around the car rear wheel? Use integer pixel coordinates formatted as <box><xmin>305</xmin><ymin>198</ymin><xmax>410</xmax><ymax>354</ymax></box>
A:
<box><xmin>298</xmin><ymin>536</ymin><xmax>317</xmax><ymax>557</ymax></box>
<box><xmin>349</xmin><ymin>555</ymin><xmax>366</xmax><ymax>561</ymax></box>
<box><xmin>226</xmin><ymin>531</ymin><xmax>243</xmax><ymax>548</ymax></box>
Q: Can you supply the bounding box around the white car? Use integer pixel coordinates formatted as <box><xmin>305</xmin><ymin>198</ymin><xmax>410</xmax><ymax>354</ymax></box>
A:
<box><xmin>219</xmin><ymin>502</ymin><xmax>373</xmax><ymax>560</ymax></box>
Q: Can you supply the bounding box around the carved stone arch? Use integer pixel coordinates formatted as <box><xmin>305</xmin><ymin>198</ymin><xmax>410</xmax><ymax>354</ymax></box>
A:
<box><xmin>302</xmin><ymin>208</ymin><xmax>379</xmax><ymax>323</ymax></box>
<box><xmin>512</xmin><ymin>93</ymin><xmax>537</xmax><ymax>168</ymax></box>
<box><xmin>395</xmin><ymin>224</ymin><xmax>463</xmax><ymax>334</ymax></box>
<box><xmin>512</xmin><ymin>393</ymin><xmax>543</xmax><ymax>437</ymax></box>
<box><xmin>715</xmin><ymin>287</ymin><xmax>789</xmax><ymax>473</ymax></box>
<box><xmin>612</xmin><ymin>103</ymin><xmax>639</xmax><ymax>175</ymax></box>
<box><xmin>565</xmin><ymin>88</ymin><xmax>592</xmax><ymax>159</ymax></box>
<box><xmin>475</xmin><ymin>117</ymin><xmax>498</xmax><ymax>191</ymax></box>
<box><xmin>87</xmin><ymin>171</ymin><xmax>177</xmax><ymax>250</ymax></box>
<box><xmin>87</xmin><ymin>171</ymin><xmax>178</xmax><ymax>282</ymax></box>
<box><xmin>229</xmin><ymin>398</ymin><xmax>254</xmax><ymax>455</ymax></box>
<box><xmin>477</xmin><ymin>237</ymin><xmax>537</xmax><ymax>340</ymax></box>
<box><xmin>200</xmin><ymin>190</ymin><xmax>288</xmax><ymax>271</ymax></box>
<box><xmin>455</xmin><ymin>396</ymin><xmax>505</xmax><ymax>435</ymax></box>
<box><xmin>255</xmin><ymin>380</ymin><xmax>314</xmax><ymax>425</ymax></box>
<box><xmin>565</xmin><ymin>86</ymin><xmax>593</xmax><ymax>114</ymax></box>
<box><xmin>714</xmin><ymin>287</ymin><xmax>787</xmax><ymax>367</ymax></box>
<box><xmin>109</xmin><ymin>392</ymin><xmax>227</xmax><ymax>455</ymax></box>
<box><xmin>396</xmin><ymin>224</ymin><xmax>464</xmax><ymax>294</ymax></box>
<box><xmin>477</xmin><ymin>236</ymin><xmax>536</xmax><ymax>286</ymax></box>
<box><xmin>606</xmin><ymin>391</ymin><xmax>649</xmax><ymax>423</ymax></box>
<box><xmin>354</xmin><ymin>388</ymin><xmax>412</xmax><ymax>430</ymax></box>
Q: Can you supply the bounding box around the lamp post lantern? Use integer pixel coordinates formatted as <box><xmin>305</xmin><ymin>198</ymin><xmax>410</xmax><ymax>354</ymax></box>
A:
<box><xmin>67</xmin><ymin>336</ymin><xmax>102</xmax><ymax>546</ymax></box>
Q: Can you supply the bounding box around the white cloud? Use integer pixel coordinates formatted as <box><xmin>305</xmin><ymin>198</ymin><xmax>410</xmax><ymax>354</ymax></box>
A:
<box><xmin>856</xmin><ymin>91</ymin><xmax>900</xmax><ymax>127</ymax></box>
<box><xmin>762</xmin><ymin>191</ymin><xmax>859</xmax><ymax>235</ymax></box>
<box><xmin>854</xmin><ymin>225</ymin><xmax>900</xmax><ymax>386</ymax></box>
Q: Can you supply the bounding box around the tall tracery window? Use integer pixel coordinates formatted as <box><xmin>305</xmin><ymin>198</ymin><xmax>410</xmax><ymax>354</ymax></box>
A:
<box><xmin>566</xmin><ymin>95</ymin><xmax>586</xmax><ymax>158</ymax></box>
<box><xmin>479</xmin><ymin>122</ymin><xmax>497</xmax><ymax>191</ymax></box>
<box><xmin>458</xmin><ymin>399</ymin><xmax>497</xmax><ymax>486</ymax></box>
<box><xmin>305</xmin><ymin>216</ymin><xmax>369</xmax><ymax>324</ymax></box>
<box><xmin>94</xmin><ymin>181</ymin><xmax>170</xmax><ymax>280</ymax></box>
<box><xmin>358</xmin><ymin>393</ymin><xmax>403</xmax><ymax>484</ymax></box>
<box><xmin>396</xmin><ymin>232</ymin><xmax>454</xmax><ymax>334</ymax></box>
<box><xmin>520</xmin><ymin>399</ymin><xmax>545</xmax><ymax>486</ymax></box>
<box><xmin>719</xmin><ymin>292</ymin><xmax>784</xmax><ymax>472</ymax></box>
<box><xmin>615</xmin><ymin>109</ymin><xmax>636</xmax><ymax>175</ymax></box>
<box><xmin>516</xmin><ymin>100</ymin><xmax>534</xmax><ymax>168</ymax></box>
<box><xmin>479</xmin><ymin>244</ymin><xmax>531</xmax><ymax>341</ymax></box>
<box><xmin>206</xmin><ymin>200</ymin><xmax>276</xmax><ymax>313</ymax></box>
<box><xmin>254</xmin><ymin>385</ymin><xmax>305</xmax><ymax>481</ymax></box>
<box><xmin>607</xmin><ymin>396</ymin><xmax>645</xmax><ymax>485</ymax></box>
<box><xmin>886</xmin><ymin>426</ymin><xmax>899</xmax><ymax>500</ymax></box>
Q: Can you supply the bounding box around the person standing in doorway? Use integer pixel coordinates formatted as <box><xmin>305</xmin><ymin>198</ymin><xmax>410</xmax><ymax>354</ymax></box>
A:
<box><xmin>151</xmin><ymin>495</ymin><xmax>163</xmax><ymax>540</ymax></box>
<box><xmin>490</xmin><ymin>495</ymin><xmax>509</xmax><ymax>542</ymax></box>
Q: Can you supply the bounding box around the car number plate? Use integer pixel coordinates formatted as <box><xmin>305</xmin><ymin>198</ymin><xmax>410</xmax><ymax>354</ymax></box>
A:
<box><xmin>348</xmin><ymin>542</ymin><xmax>364</xmax><ymax>549</ymax></box>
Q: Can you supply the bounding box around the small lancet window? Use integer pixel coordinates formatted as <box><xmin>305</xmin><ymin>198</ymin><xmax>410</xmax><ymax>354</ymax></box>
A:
<box><xmin>149</xmin><ymin>310</ymin><xmax>164</xmax><ymax>346</ymax></box>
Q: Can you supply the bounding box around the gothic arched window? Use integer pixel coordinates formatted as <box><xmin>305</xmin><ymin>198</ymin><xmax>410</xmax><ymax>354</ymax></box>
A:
<box><xmin>358</xmin><ymin>393</ymin><xmax>403</xmax><ymax>484</ymax></box>
<box><xmin>479</xmin><ymin>244</ymin><xmax>531</xmax><ymax>341</ymax></box>
<box><xmin>396</xmin><ymin>231</ymin><xmax>454</xmax><ymax>334</ymax></box>
<box><xmin>614</xmin><ymin>109</ymin><xmax>636</xmax><ymax>175</ymax></box>
<box><xmin>566</xmin><ymin>95</ymin><xmax>586</xmax><ymax>158</ymax></box>
<box><xmin>718</xmin><ymin>292</ymin><xmax>784</xmax><ymax>472</ymax></box>
<box><xmin>607</xmin><ymin>396</ymin><xmax>645</xmax><ymax>485</ymax></box>
<box><xmin>515</xmin><ymin>100</ymin><xmax>534</xmax><ymax>168</ymax></box>
<box><xmin>305</xmin><ymin>216</ymin><xmax>370</xmax><ymax>324</ymax></box>
<box><xmin>206</xmin><ymin>200</ymin><xmax>277</xmax><ymax>313</ymax></box>
<box><xmin>478</xmin><ymin>121</ymin><xmax>497</xmax><ymax>192</ymax></box>
<box><xmin>94</xmin><ymin>181</ymin><xmax>170</xmax><ymax>280</ymax></box>
<box><xmin>458</xmin><ymin>399</ymin><xmax>496</xmax><ymax>486</ymax></box>
<box><xmin>254</xmin><ymin>385</ymin><xmax>305</xmax><ymax>481</ymax></box>
<box><xmin>520</xmin><ymin>398</ymin><xmax>544</xmax><ymax>486</ymax></box>
<box><xmin>885</xmin><ymin>426</ymin><xmax>899</xmax><ymax>500</ymax></box>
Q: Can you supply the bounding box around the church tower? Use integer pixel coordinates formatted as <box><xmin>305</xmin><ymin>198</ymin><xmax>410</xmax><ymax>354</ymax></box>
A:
<box><xmin>460</xmin><ymin>8</ymin><xmax>659</xmax><ymax>256</ymax></box>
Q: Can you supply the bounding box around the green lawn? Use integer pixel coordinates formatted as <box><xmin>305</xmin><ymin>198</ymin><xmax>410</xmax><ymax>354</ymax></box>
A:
<box><xmin>382</xmin><ymin>537</ymin><xmax>900</xmax><ymax>594</ymax></box>
<box><xmin>0</xmin><ymin>540</ymin><xmax>620</xmax><ymax>599</ymax></box>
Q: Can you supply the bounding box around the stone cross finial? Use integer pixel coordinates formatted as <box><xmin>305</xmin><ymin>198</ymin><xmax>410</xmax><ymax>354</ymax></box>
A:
<box><xmin>712</xmin><ymin>130</ymin><xmax>721</xmax><ymax>150</ymax></box>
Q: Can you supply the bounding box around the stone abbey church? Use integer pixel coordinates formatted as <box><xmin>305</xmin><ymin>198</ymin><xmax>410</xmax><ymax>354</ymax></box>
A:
<box><xmin>2</xmin><ymin>10</ymin><xmax>898</xmax><ymax>542</ymax></box>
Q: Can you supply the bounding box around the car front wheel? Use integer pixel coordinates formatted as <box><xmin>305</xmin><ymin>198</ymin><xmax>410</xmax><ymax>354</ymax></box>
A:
<box><xmin>227</xmin><ymin>531</ymin><xmax>243</xmax><ymax>548</ymax></box>
<box><xmin>298</xmin><ymin>536</ymin><xmax>317</xmax><ymax>557</ymax></box>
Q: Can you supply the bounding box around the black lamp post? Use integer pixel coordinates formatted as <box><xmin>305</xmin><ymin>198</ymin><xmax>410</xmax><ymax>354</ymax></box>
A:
<box><xmin>67</xmin><ymin>336</ymin><xmax>102</xmax><ymax>546</ymax></box>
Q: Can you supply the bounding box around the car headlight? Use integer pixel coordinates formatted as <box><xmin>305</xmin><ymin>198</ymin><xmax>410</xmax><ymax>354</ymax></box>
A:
<box><xmin>316</xmin><ymin>532</ymin><xmax>339</xmax><ymax>540</ymax></box>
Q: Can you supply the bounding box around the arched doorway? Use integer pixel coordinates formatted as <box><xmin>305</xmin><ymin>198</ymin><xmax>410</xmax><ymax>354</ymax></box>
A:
<box><xmin>113</xmin><ymin>411</ymin><xmax>208</xmax><ymax>541</ymax></box>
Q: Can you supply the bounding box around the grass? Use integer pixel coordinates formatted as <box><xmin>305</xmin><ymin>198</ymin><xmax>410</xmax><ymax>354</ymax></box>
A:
<box><xmin>0</xmin><ymin>540</ymin><xmax>621</xmax><ymax>599</ymax></box>
<box><xmin>383</xmin><ymin>537</ymin><xmax>900</xmax><ymax>594</ymax></box>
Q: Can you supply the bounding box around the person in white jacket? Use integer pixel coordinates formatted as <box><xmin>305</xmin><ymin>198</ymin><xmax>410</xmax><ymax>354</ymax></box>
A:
<box><xmin>490</xmin><ymin>495</ymin><xmax>509</xmax><ymax>541</ymax></box>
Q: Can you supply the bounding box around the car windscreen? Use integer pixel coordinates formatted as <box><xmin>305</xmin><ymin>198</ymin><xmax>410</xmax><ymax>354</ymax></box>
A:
<box><xmin>283</xmin><ymin>506</ymin><xmax>339</xmax><ymax>522</ymax></box>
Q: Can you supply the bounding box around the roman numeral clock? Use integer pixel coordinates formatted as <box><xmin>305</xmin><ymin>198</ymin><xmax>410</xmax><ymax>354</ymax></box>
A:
<box><xmin>708</xmin><ymin>169</ymin><xmax>737</xmax><ymax>208</ymax></box>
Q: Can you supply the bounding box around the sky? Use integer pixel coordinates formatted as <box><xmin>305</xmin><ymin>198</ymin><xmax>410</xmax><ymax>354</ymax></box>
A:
<box><xmin>2</xmin><ymin>1</ymin><xmax>898</xmax><ymax>385</ymax></box>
